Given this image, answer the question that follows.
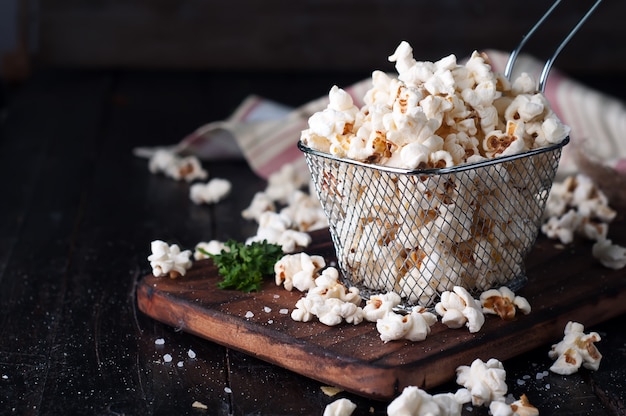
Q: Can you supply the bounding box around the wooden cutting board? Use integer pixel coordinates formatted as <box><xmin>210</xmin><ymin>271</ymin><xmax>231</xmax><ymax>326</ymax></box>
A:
<box><xmin>136</xmin><ymin>219</ymin><xmax>626</xmax><ymax>400</ymax></box>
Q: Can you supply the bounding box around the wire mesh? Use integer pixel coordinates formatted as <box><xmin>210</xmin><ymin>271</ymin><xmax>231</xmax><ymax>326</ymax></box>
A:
<box><xmin>299</xmin><ymin>139</ymin><xmax>568</xmax><ymax>308</ymax></box>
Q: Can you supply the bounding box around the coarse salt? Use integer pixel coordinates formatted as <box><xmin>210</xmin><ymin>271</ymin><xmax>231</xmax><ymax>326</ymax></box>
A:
<box><xmin>245</xmin><ymin>311</ymin><xmax>254</xmax><ymax>318</ymax></box>
<box><xmin>224</xmin><ymin>387</ymin><xmax>232</xmax><ymax>394</ymax></box>
<box><xmin>154</xmin><ymin>338</ymin><xmax>165</xmax><ymax>345</ymax></box>
<box><xmin>163</xmin><ymin>354</ymin><xmax>172</xmax><ymax>363</ymax></box>
<box><xmin>188</xmin><ymin>349</ymin><xmax>197</xmax><ymax>359</ymax></box>
<box><xmin>177</xmin><ymin>361</ymin><xmax>184</xmax><ymax>368</ymax></box>
<box><xmin>279</xmin><ymin>308</ymin><xmax>289</xmax><ymax>315</ymax></box>
<box><xmin>263</xmin><ymin>306</ymin><xmax>272</xmax><ymax>313</ymax></box>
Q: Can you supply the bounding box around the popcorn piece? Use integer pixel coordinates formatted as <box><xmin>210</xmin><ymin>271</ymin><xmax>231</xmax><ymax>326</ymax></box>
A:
<box><xmin>592</xmin><ymin>239</ymin><xmax>626</xmax><ymax>270</ymax></box>
<box><xmin>489</xmin><ymin>396</ymin><xmax>539</xmax><ymax>416</ymax></box>
<box><xmin>148</xmin><ymin>240</ymin><xmax>192</xmax><ymax>278</ymax></box>
<box><xmin>386</xmin><ymin>386</ymin><xmax>465</xmax><ymax>416</ymax></box>
<box><xmin>280</xmin><ymin>190</ymin><xmax>328</xmax><ymax>232</ymax></box>
<box><xmin>362</xmin><ymin>292</ymin><xmax>402</xmax><ymax>322</ymax></box>
<box><xmin>148</xmin><ymin>149</ymin><xmax>208</xmax><ymax>182</ymax></box>
<box><xmin>265</xmin><ymin>162</ymin><xmax>310</xmax><ymax>204</ymax></box>
<box><xmin>246</xmin><ymin>211</ymin><xmax>312</xmax><ymax>252</ymax></box>
<box><xmin>480</xmin><ymin>287</ymin><xmax>531</xmax><ymax>320</ymax></box>
<box><xmin>456</xmin><ymin>358</ymin><xmax>508</xmax><ymax>407</ymax></box>
<box><xmin>189</xmin><ymin>178</ymin><xmax>232</xmax><ymax>205</ymax></box>
<box><xmin>376</xmin><ymin>307</ymin><xmax>437</xmax><ymax>343</ymax></box>
<box><xmin>241</xmin><ymin>192</ymin><xmax>276</xmax><ymax>222</ymax></box>
<box><xmin>323</xmin><ymin>397</ymin><xmax>357</xmax><ymax>416</ymax></box>
<box><xmin>194</xmin><ymin>240</ymin><xmax>228</xmax><ymax>260</ymax></box>
<box><xmin>274</xmin><ymin>252</ymin><xmax>326</xmax><ymax>292</ymax></box>
<box><xmin>549</xmin><ymin>321</ymin><xmax>602</xmax><ymax>375</ymax></box>
<box><xmin>435</xmin><ymin>286</ymin><xmax>485</xmax><ymax>333</ymax></box>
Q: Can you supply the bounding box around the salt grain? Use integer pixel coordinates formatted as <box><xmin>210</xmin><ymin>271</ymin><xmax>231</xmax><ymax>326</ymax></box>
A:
<box><xmin>516</xmin><ymin>379</ymin><xmax>526</xmax><ymax>386</ymax></box>
<box><xmin>245</xmin><ymin>311</ymin><xmax>254</xmax><ymax>318</ymax></box>
<box><xmin>177</xmin><ymin>361</ymin><xmax>184</xmax><ymax>368</ymax></box>
<box><xmin>273</xmin><ymin>294</ymin><xmax>280</xmax><ymax>299</ymax></box>
<box><xmin>263</xmin><ymin>306</ymin><xmax>272</xmax><ymax>313</ymax></box>
<box><xmin>268</xmin><ymin>320</ymin><xmax>274</xmax><ymax>324</ymax></box>
<box><xmin>188</xmin><ymin>349</ymin><xmax>197</xmax><ymax>359</ymax></box>
<box><xmin>224</xmin><ymin>387</ymin><xmax>232</xmax><ymax>394</ymax></box>
<box><xmin>154</xmin><ymin>338</ymin><xmax>165</xmax><ymax>345</ymax></box>
<box><xmin>163</xmin><ymin>354</ymin><xmax>173</xmax><ymax>363</ymax></box>
<box><xmin>279</xmin><ymin>309</ymin><xmax>289</xmax><ymax>315</ymax></box>
<box><xmin>2</xmin><ymin>375</ymin><xmax>8</xmax><ymax>380</ymax></box>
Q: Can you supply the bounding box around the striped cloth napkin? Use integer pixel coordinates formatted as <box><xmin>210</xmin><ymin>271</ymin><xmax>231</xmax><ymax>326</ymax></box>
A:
<box><xmin>135</xmin><ymin>50</ymin><xmax>626</xmax><ymax>191</ymax></box>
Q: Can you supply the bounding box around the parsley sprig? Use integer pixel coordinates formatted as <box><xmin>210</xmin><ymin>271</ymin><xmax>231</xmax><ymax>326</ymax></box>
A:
<box><xmin>201</xmin><ymin>240</ymin><xmax>283</xmax><ymax>292</ymax></box>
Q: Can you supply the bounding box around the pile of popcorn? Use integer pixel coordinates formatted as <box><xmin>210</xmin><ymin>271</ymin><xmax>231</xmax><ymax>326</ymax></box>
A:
<box><xmin>300</xmin><ymin>41</ymin><xmax>570</xmax><ymax>306</ymax></box>
<box><xmin>301</xmin><ymin>40</ymin><xmax>569</xmax><ymax>170</ymax></box>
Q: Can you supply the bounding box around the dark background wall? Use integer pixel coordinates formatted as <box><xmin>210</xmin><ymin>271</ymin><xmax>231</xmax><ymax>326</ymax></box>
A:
<box><xmin>2</xmin><ymin>0</ymin><xmax>625</xmax><ymax>79</ymax></box>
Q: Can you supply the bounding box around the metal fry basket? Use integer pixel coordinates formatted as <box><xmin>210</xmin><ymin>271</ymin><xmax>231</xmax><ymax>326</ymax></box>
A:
<box><xmin>299</xmin><ymin>139</ymin><xmax>568</xmax><ymax>307</ymax></box>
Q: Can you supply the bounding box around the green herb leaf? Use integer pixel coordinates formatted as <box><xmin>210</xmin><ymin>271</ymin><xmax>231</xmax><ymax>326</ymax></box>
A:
<box><xmin>206</xmin><ymin>240</ymin><xmax>283</xmax><ymax>292</ymax></box>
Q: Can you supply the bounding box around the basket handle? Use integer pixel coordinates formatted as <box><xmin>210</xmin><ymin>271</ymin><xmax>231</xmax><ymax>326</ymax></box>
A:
<box><xmin>503</xmin><ymin>0</ymin><xmax>603</xmax><ymax>92</ymax></box>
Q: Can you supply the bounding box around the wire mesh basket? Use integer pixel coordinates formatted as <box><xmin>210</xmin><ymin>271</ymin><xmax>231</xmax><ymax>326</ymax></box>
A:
<box><xmin>299</xmin><ymin>138</ymin><xmax>568</xmax><ymax>308</ymax></box>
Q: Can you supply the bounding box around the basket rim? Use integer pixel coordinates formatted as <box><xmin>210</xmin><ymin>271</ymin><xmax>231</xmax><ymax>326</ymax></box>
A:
<box><xmin>298</xmin><ymin>136</ymin><xmax>569</xmax><ymax>175</ymax></box>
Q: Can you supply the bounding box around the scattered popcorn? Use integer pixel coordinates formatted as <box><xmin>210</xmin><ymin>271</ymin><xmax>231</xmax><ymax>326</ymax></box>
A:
<box><xmin>154</xmin><ymin>338</ymin><xmax>165</xmax><ymax>345</ymax></box>
<box><xmin>456</xmin><ymin>358</ymin><xmax>508</xmax><ymax>407</ymax></box>
<box><xmin>148</xmin><ymin>149</ymin><xmax>208</xmax><ymax>182</ymax></box>
<box><xmin>274</xmin><ymin>252</ymin><xmax>326</xmax><ymax>291</ymax></box>
<box><xmin>362</xmin><ymin>292</ymin><xmax>402</xmax><ymax>322</ymax></box>
<box><xmin>265</xmin><ymin>163</ymin><xmax>310</xmax><ymax>204</ymax></box>
<box><xmin>187</xmin><ymin>349</ymin><xmax>196</xmax><ymax>359</ymax></box>
<box><xmin>189</xmin><ymin>178</ymin><xmax>232</xmax><ymax>205</ymax></box>
<box><xmin>435</xmin><ymin>286</ymin><xmax>485</xmax><ymax>333</ymax></box>
<box><xmin>191</xmin><ymin>400</ymin><xmax>208</xmax><ymax>410</ymax></box>
<box><xmin>246</xmin><ymin>211</ymin><xmax>312</xmax><ymax>253</ymax></box>
<box><xmin>489</xmin><ymin>395</ymin><xmax>539</xmax><ymax>416</ymax></box>
<box><xmin>148</xmin><ymin>240</ymin><xmax>193</xmax><ymax>278</ymax></box>
<box><xmin>386</xmin><ymin>385</ymin><xmax>467</xmax><ymax>416</ymax></box>
<box><xmin>291</xmin><ymin>267</ymin><xmax>363</xmax><ymax>326</ymax></box>
<box><xmin>323</xmin><ymin>398</ymin><xmax>357</xmax><ymax>416</ymax></box>
<box><xmin>194</xmin><ymin>240</ymin><xmax>228</xmax><ymax>260</ymax></box>
<box><xmin>542</xmin><ymin>174</ymin><xmax>617</xmax><ymax>245</ymax></box>
<box><xmin>280</xmin><ymin>190</ymin><xmax>328</xmax><ymax>232</ymax></box>
<box><xmin>592</xmin><ymin>239</ymin><xmax>626</xmax><ymax>270</ymax></box>
<box><xmin>376</xmin><ymin>307</ymin><xmax>437</xmax><ymax>343</ymax></box>
<box><xmin>241</xmin><ymin>191</ymin><xmax>276</xmax><ymax>222</ymax></box>
<box><xmin>480</xmin><ymin>287</ymin><xmax>531</xmax><ymax>320</ymax></box>
<box><xmin>549</xmin><ymin>321</ymin><xmax>602</xmax><ymax>375</ymax></box>
<box><xmin>163</xmin><ymin>353</ymin><xmax>172</xmax><ymax>363</ymax></box>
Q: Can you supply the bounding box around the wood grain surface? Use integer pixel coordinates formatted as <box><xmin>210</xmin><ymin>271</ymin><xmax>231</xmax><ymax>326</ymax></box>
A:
<box><xmin>137</xmin><ymin>218</ymin><xmax>626</xmax><ymax>400</ymax></box>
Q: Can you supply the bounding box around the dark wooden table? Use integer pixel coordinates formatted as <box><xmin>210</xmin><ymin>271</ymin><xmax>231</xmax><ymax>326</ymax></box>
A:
<box><xmin>1</xmin><ymin>69</ymin><xmax>625</xmax><ymax>416</ymax></box>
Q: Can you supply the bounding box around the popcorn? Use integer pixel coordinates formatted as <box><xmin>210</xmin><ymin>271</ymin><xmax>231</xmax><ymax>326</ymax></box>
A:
<box><xmin>274</xmin><ymin>252</ymin><xmax>326</xmax><ymax>292</ymax></box>
<box><xmin>542</xmin><ymin>174</ymin><xmax>616</xmax><ymax>244</ymax></box>
<box><xmin>246</xmin><ymin>211</ymin><xmax>312</xmax><ymax>253</ymax></box>
<box><xmin>323</xmin><ymin>397</ymin><xmax>357</xmax><ymax>416</ymax></box>
<box><xmin>279</xmin><ymin>190</ymin><xmax>328</xmax><ymax>232</ymax></box>
<box><xmin>264</xmin><ymin>159</ymin><xmax>311</xmax><ymax>204</ymax></box>
<box><xmin>456</xmin><ymin>358</ymin><xmax>508</xmax><ymax>407</ymax></box>
<box><xmin>592</xmin><ymin>239</ymin><xmax>626</xmax><ymax>270</ymax></box>
<box><xmin>386</xmin><ymin>385</ymin><xmax>467</xmax><ymax>416</ymax></box>
<box><xmin>376</xmin><ymin>307</ymin><xmax>437</xmax><ymax>343</ymax></box>
<box><xmin>148</xmin><ymin>149</ymin><xmax>208</xmax><ymax>182</ymax></box>
<box><xmin>291</xmin><ymin>267</ymin><xmax>364</xmax><ymax>326</ymax></box>
<box><xmin>362</xmin><ymin>292</ymin><xmax>402</xmax><ymax>322</ymax></box>
<box><xmin>489</xmin><ymin>395</ymin><xmax>539</xmax><ymax>416</ymax></box>
<box><xmin>435</xmin><ymin>286</ymin><xmax>485</xmax><ymax>333</ymax></box>
<box><xmin>549</xmin><ymin>321</ymin><xmax>602</xmax><ymax>375</ymax></box>
<box><xmin>194</xmin><ymin>240</ymin><xmax>228</xmax><ymax>260</ymax></box>
<box><xmin>148</xmin><ymin>240</ymin><xmax>192</xmax><ymax>278</ymax></box>
<box><xmin>189</xmin><ymin>178</ymin><xmax>231</xmax><ymax>205</ymax></box>
<box><xmin>241</xmin><ymin>192</ymin><xmax>276</xmax><ymax>222</ymax></box>
<box><xmin>480</xmin><ymin>287</ymin><xmax>531</xmax><ymax>320</ymax></box>
<box><xmin>301</xmin><ymin>41</ymin><xmax>569</xmax><ymax>306</ymax></box>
